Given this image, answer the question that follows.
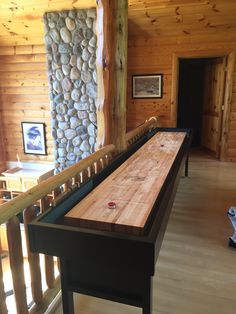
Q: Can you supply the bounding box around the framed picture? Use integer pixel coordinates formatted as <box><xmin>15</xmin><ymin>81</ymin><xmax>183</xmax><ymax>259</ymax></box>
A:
<box><xmin>132</xmin><ymin>74</ymin><xmax>163</xmax><ymax>99</ymax></box>
<box><xmin>21</xmin><ymin>122</ymin><xmax>47</xmax><ymax>155</ymax></box>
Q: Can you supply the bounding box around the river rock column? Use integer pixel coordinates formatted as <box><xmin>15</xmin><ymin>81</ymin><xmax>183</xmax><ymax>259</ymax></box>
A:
<box><xmin>44</xmin><ymin>9</ymin><xmax>97</xmax><ymax>173</ymax></box>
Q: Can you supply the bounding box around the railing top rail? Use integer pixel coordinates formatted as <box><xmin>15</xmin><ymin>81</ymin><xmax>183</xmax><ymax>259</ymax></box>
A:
<box><xmin>125</xmin><ymin>116</ymin><xmax>158</xmax><ymax>143</ymax></box>
<box><xmin>0</xmin><ymin>144</ymin><xmax>116</xmax><ymax>225</ymax></box>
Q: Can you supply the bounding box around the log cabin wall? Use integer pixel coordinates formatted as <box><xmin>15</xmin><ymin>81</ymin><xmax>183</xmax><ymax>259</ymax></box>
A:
<box><xmin>127</xmin><ymin>37</ymin><xmax>236</xmax><ymax>161</ymax></box>
<box><xmin>0</xmin><ymin>45</ymin><xmax>54</xmax><ymax>164</ymax></box>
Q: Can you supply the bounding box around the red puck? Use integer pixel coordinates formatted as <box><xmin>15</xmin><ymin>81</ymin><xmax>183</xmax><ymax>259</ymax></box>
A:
<box><xmin>107</xmin><ymin>201</ymin><xmax>116</xmax><ymax>209</ymax></box>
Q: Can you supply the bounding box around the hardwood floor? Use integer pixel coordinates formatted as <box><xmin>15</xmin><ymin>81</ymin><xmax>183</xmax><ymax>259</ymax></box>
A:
<box><xmin>53</xmin><ymin>150</ymin><xmax>236</xmax><ymax>314</ymax></box>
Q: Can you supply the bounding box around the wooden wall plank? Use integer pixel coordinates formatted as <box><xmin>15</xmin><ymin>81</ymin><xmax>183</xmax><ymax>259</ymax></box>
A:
<box><xmin>0</xmin><ymin>46</ymin><xmax>53</xmax><ymax>164</ymax></box>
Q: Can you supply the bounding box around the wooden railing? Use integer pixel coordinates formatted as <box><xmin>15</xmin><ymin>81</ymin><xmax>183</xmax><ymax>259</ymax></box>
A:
<box><xmin>0</xmin><ymin>117</ymin><xmax>158</xmax><ymax>313</ymax></box>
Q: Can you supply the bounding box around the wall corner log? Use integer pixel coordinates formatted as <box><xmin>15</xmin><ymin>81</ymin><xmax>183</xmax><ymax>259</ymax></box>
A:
<box><xmin>96</xmin><ymin>0</ymin><xmax>128</xmax><ymax>152</ymax></box>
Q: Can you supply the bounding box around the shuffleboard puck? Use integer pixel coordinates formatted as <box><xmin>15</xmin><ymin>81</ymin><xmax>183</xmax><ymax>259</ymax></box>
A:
<box><xmin>107</xmin><ymin>201</ymin><xmax>116</xmax><ymax>209</ymax></box>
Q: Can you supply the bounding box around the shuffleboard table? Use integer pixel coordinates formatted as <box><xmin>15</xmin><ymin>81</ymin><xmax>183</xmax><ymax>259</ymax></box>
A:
<box><xmin>28</xmin><ymin>128</ymin><xmax>191</xmax><ymax>314</ymax></box>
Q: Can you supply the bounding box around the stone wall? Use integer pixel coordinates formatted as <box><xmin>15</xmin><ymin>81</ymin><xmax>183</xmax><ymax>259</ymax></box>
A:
<box><xmin>44</xmin><ymin>9</ymin><xmax>97</xmax><ymax>173</ymax></box>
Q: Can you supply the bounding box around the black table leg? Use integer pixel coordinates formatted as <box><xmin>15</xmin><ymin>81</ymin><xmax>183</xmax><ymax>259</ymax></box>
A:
<box><xmin>142</xmin><ymin>276</ymin><xmax>153</xmax><ymax>314</ymax></box>
<box><xmin>185</xmin><ymin>154</ymin><xmax>189</xmax><ymax>177</ymax></box>
<box><xmin>62</xmin><ymin>288</ymin><xmax>74</xmax><ymax>314</ymax></box>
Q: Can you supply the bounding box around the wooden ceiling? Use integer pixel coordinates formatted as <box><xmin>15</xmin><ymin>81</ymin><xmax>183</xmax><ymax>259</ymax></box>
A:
<box><xmin>0</xmin><ymin>0</ymin><xmax>236</xmax><ymax>46</ymax></box>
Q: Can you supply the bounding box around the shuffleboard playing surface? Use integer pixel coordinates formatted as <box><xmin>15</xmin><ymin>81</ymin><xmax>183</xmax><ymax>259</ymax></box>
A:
<box><xmin>64</xmin><ymin>132</ymin><xmax>186</xmax><ymax>235</ymax></box>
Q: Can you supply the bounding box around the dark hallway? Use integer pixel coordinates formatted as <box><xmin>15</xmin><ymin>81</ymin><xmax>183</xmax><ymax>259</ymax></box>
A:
<box><xmin>177</xmin><ymin>58</ymin><xmax>207</xmax><ymax>147</ymax></box>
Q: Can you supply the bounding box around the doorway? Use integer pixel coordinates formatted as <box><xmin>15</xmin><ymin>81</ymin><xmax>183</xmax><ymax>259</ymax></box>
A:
<box><xmin>177</xmin><ymin>57</ymin><xmax>226</xmax><ymax>158</ymax></box>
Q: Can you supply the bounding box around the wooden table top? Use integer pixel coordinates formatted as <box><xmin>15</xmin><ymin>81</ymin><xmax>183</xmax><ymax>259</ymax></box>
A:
<box><xmin>64</xmin><ymin>132</ymin><xmax>186</xmax><ymax>235</ymax></box>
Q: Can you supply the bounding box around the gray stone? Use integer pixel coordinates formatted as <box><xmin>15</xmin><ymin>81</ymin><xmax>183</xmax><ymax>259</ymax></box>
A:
<box><xmin>62</xmin><ymin>64</ymin><xmax>71</xmax><ymax>76</ymax></box>
<box><xmin>76</xmin><ymin>125</ymin><xmax>87</xmax><ymax>136</ymax></box>
<box><xmin>57</xmin><ymin>156</ymin><xmax>66</xmax><ymax>163</ymax></box>
<box><xmin>89</xmin><ymin>112</ymin><xmax>96</xmax><ymax>123</ymax></box>
<box><xmin>78</xmin><ymin>20</ymin><xmax>87</xmax><ymax>31</ymax></box>
<box><xmin>61</xmin><ymin>138</ymin><xmax>67</xmax><ymax>144</ymax></box>
<box><xmin>68</xmin><ymin>108</ymin><xmax>77</xmax><ymax>116</ymax></box>
<box><xmin>81</xmin><ymin>39</ymin><xmax>88</xmax><ymax>47</ymax></box>
<box><xmin>82</xmin><ymin>119</ymin><xmax>90</xmax><ymax>127</ymax></box>
<box><xmin>74</xmin><ymin>147</ymin><xmax>82</xmax><ymax>155</ymax></box>
<box><xmin>67</xmin><ymin>153</ymin><xmax>76</xmax><ymax>161</ymax></box>
<box><xmin>81</xmin><ymin>134</ymin><xmax>89</xmax><ymax>140</ymax></box>
<box><xmin>81</xmin><ymin>84</ymin><xmax>86</xmax><ymax>95</ymax></box>
<box><xmin>62</xmin><ymin>77</ymin><xmax>72</xmax><ymax>92</ymax></box>
<box><xmin>53</xmin><ymin>52</ymin><xmax>60</xmax><ymax>63</ymax></box>
<box><xmin>58</xmin><ymin>122</ymin><xmax>69</xmax><ymax>130</ymax></box>
<box><xmin>46</xmin><ymin>45</ymin><xmax>52</xmax><ymax>54</ymax></box>
<box><xmin>82</xmin><ymin>62</ymin><xmax>88</xmax><ymax>72</ymax></box>
<box><xmin>58</xmin><ymin>147</ymin><xmax>66</xmax><ymax>157</ymax></box>
<box><xmin>82</xmin><ymin>48</ymin><xmax>90</xmax><ymax>62</ymax></box>
<box><xmin>86</xmin><ymin>29</ymin><xmax>93</xmax><ymax>40</ymax></box>
<box><xmin>57</xmin><ymin>17</ymin><xmax>66</xmax><ymax>28</ymax></box>
<box><xmin>86</xmin><ymin>82</ymin><xmax>97</xmax><ymax>98</ymax></box>
<box><xmin>89</xmin><ymin>56</ymin><xmax>96</xmax><ymax>69</ymax></box>
<box><xmin>56</xmin><ymin>103</ymin><xmax>67</xmax><ymax>114</ymax></box>
<box><xmin>53</xmin><ymin>80</ymin><xmax>62</xmax><ymax>93</ymax></box>
<box><xmin>51</xmin><ymin>110</ymin><xmax>56</xmax><ymax>118</ymax></box>
<box><xmin>86</xmin><ymin>17</ymin><xmax>93</xmax><ymax>29</ymax></box>
<box><xmin>55</xmin><ymin>69</ymin><xmax>64</xmax><ymax>82</ymax></box>
<box><xmin>65</xmin><ymin>115</ymin><xmax>70</xmax><ymax>122</ymax></box>
<box><xmin>77</xmin><ymin>110</ymin><xmax>88</xmax><ymax>119</ymax></box>
<box><xmin>81</xmin><ymin>71</ymin><xmax>92</xmax><ymax>83</ymax></box>
<box><xmin>73</xmin><ymin>44</ymin><xmax>82</xmax><ymax>55</ymax></box>
<box><xmin>64</xmin><ymin>92</ymin><xmax>71</xmax><ymax>100</ymax></box>
<box><xmin>45</xmin><ymin>34</ymin><xmax>53</xmax><ymax>45</ymax></box>
<box><xmin>71</xmin><ymin>89</ymin><xmax>81</xmax><ymax>101</ymax></box>
<box><xmin>80</xmin><ymin>140</ymin><xmax>90</xmax><ymax>152</ymax></box>
<box><xmin>72</xmin><ymin>136</ymin><xmax>82</xmax><ymax>147</ymax></box>
<box><xmin>48</xmin><ymin>22</ymin><xmax>56</xmax><ymax>28</ymax></box>
<box><xmin>65</xmin><ymin>129</ymin><xmax>77</xmax><ymax>140</ymax></box>
<box><xmin>60</xmin><ymin>27</ymin><xmax>72</xmax><ymax>43</ymax></box>
<box><xmin>47</xmin><ymin>12</ymin><xmax>59</xmax><ymax>22</ymax></box>
<box><xmin>92</xmin><ymin>70</ymin><xmax>97</xmax><ymax>83</ymax></box>
<box><xmin>70</xmin><ymin>117</ymin><xmax>81</xmax><ymax>129</ymax></box>
<box><xmin>74</xmin><ymin>102</ymin><xmax>89</xmax><ymax>110</ymax></box>
<box><xmin>51</xmin><ymin>43</ymin><xmax>58</xmax><ymax>52</ymax></box>
<box><xmin>77</xmin><ymin>57</ymin><xmax>83</xmax><ymax>71</ymax></box>
<box><xmin>57</xmin><ymin>129</ymin><xmax>64</xmax><ymax>139</ymax></box>
<box><xmin>88</xmin><ymin>46</ymin><xmax>95</xmax><ymax>54</ymax></box>
<box><xmin>77</xmin><ymin>10</ymin><xmax>87</xmax><ymax>19</ymax></box>
<box><xmin>54</xmin><ymin>93</ymin><xmax>64</xmax><ymax>104</ymax></box>
<box><xmin>65</xmin><ymin>17</ymin><xmax>75</xmax><ymax>31</ymax></box>
<box><xmin>49</xmin><ymin>29</ymin><xmax>60</xmax><ymax>43</ymax></box>
<box><xmin>66</xmin><ymin>161</ymin><xmax>75</xmax><ymax>167</ymax></box>
<box><xmin>72</xmin><ymin>29</ymin><xmax>83</xmax><ymax>44</ymax></box>
<box><xmin>61</xmin><ymin>53</ymin><xmax>70</xmax><ymax>65</ymax></box>
<box><xmin>52</xmin><ymin>128</ymin><xmax>57</xmax><ymax>139</ymax></box>
<box><xmin>87</xmin><ymin>9</ymin><xmax>96</xmax><ymax>19</ymax></box>
<box><xmin>74</xmin><ymin>79</ymin><xmax>82</xmax><ymax>89</ymax></box>
<box><xmin>80</xmin><ymin>94</ymin><xmax>88</xmax><ymax>102</ymax></box>
<box><xmin>59</xmin><ymin>11</ymin><xmax>67</xmax><ymax>18</ymax></box>
<box><xmin>93</xmin><ymin>101</ymin><xmax>98</xmax><ymax>111</ymax></box>
<box><xmin>88</xmin><ymin>123</ymin><xmax>96</xmax><ymax>137</ymax></box>
<box><xmin>70</xmin><ymin>55</ymin><xmax>77</xmax><ymax>67</ymax></box>
<box><xmin>69</xmin><ymin>10</ymin><xmax>76</xmax><ymax>19</ymax></box>
<box><xmin>82</xmin><ymin>152</ymin><xmax>90</xmax><ymax>159</ymax></box>
<box><xmin>89</xmin><ymin>137</ymin><xmax>96</xmax><ymax>146</ymax></box>
<box><xmin>70</xmin><ymin>67</ymin><xmax>80</xmax><ymax>80</ymax></box>
<box><xmin>66</xmin><ymin>140</ymin><xmax>73</xmax><ymax>153</ymax></box>
<box><xmin>89</xmin><ymin>36</ymin><xmax>96</xmax><ymax>47</ymax></box>
<box><xmin>67</xmin><ymin>100</ymin><xmax>74</xmax><ymax>108</ymax></box>
<box><xmin>59</xmin><ymin>43</ymin><xmax>72</xmax><ymax>54</ymax></box>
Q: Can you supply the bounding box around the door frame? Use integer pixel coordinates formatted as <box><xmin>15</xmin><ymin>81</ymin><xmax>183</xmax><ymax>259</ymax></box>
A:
<box><xmin>171</xmin><ymin>50</ymin><xmax>235</xmax><ymax>160</ymax></box>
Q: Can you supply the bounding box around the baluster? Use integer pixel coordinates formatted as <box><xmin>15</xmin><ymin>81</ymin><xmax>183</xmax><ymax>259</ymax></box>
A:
<box><xmin>100</xmin><ymin>157</ymin><xmax>105</xmax><ymax>169</ymax></box>
<box><xmin>41</xmin><ymin>196</ymin><xmax>55</xmax><ymax>289</ymax></box>
<box><xmin>0</xmin><ymin>257</ymin><xmax>7</xmax><ymax>314</ymax></box>
<box><xmin>24</xmin><ymin>206</ymin><xmax>43</xmax><ymax>307</ymax></box>
<box><xmin>7</xmin><ymin>217</ymin><xmax>28</xmax><ymax>314</ymax></box>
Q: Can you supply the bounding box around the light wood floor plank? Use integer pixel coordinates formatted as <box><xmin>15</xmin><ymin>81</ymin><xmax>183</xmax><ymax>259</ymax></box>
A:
<box><xmin>53</xmin><ymin>150</ymin><xmax>236</xmax><ymax>314</ymax></box>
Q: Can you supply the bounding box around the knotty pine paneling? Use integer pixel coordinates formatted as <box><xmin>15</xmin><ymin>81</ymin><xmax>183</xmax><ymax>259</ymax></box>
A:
<box><xmin>127</xmin><ymin>37</ymin><xmax>236</xmax><ymax>161</ymax></box>
<box><xmin>0</xmin><ymin>44</ymin><xmax>53</xmax><ymax>164</ymax></box>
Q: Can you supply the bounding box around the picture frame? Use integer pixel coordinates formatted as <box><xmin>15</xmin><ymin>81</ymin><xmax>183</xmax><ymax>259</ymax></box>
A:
<box><xmin>21</xmin><ymin>122</ymin><xmax>47</xmax><ymax>155</ymax></box>
<box><xmin>132</xmin><ymin>74</ymin><xmax>163</xmax><ymax>99</ymax></box>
